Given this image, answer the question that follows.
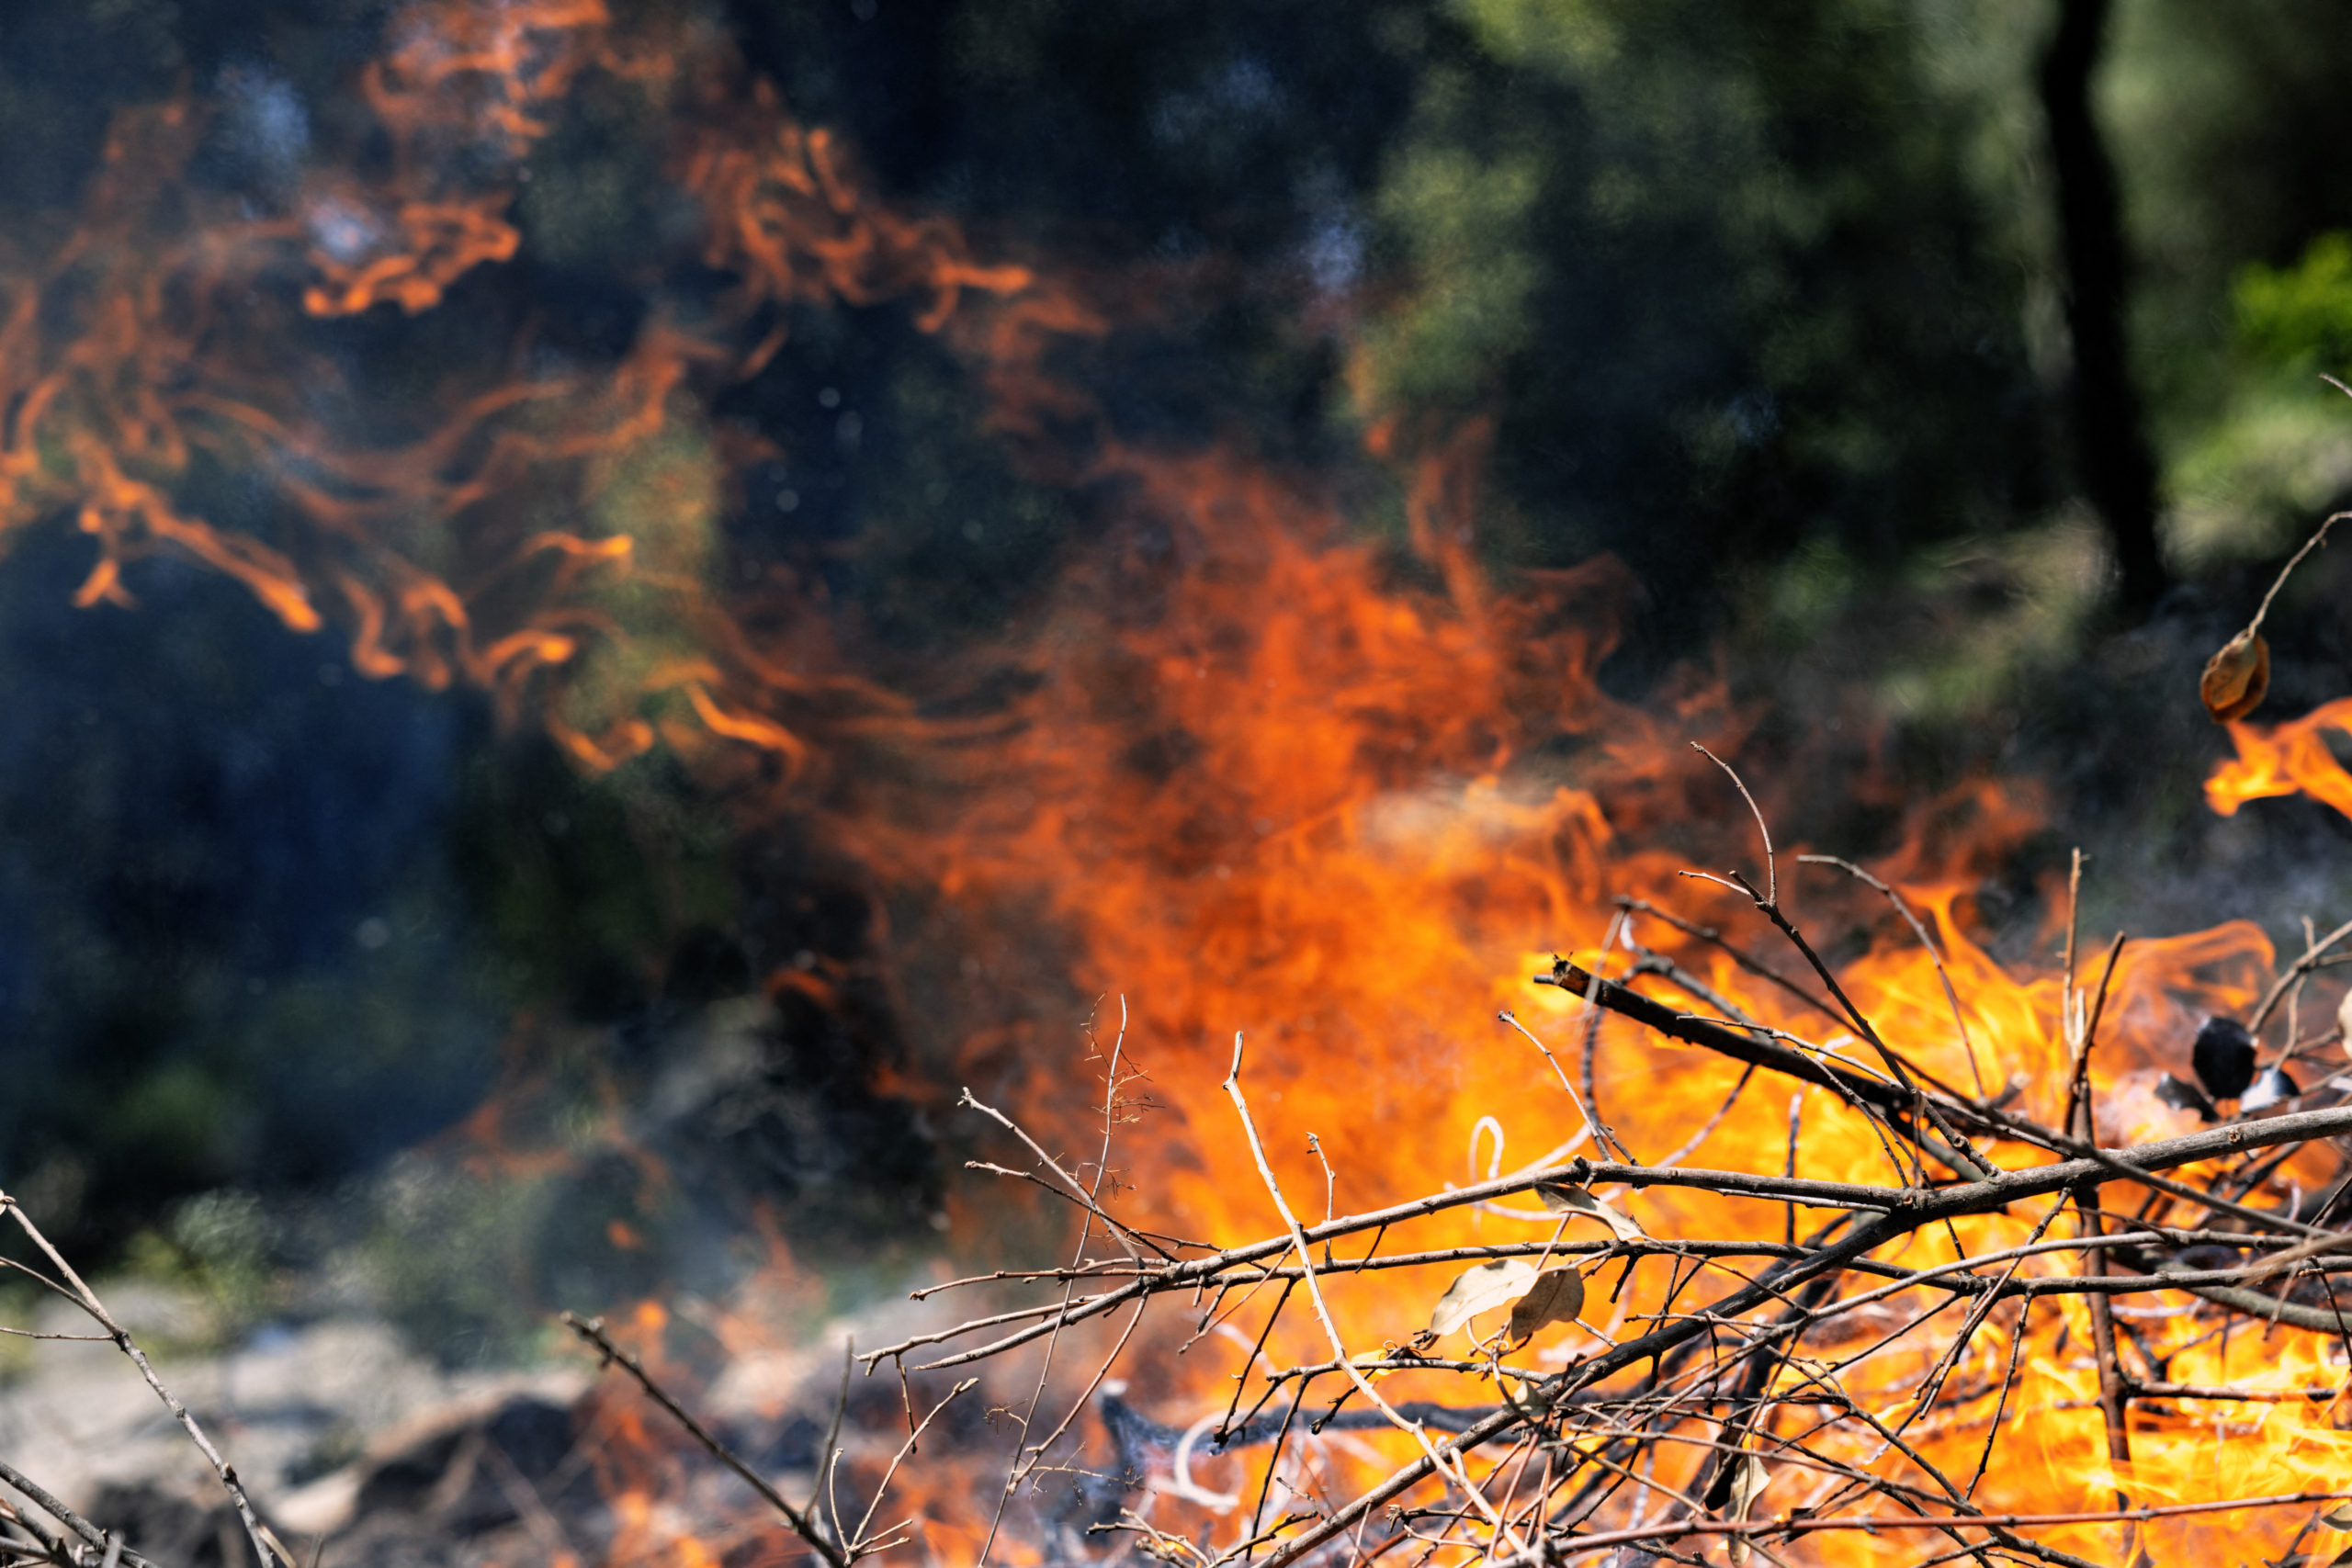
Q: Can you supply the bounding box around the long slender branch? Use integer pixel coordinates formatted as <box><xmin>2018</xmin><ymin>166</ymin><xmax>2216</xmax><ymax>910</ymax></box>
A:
<box><xmin>561</xmin><ymin>1312</ymin><xmax>854</xmax><ymax>1568</ymax></box>
<box><xmin>0</xmin><ymin>1196</ymin><xmax>280</xmax><ymax>1568</ymax></box>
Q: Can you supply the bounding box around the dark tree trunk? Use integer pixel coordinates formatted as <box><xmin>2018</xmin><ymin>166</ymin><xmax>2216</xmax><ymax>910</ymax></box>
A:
<box><xmin>2041</xmin><ymin>0</ymin><xmax>2165</xmax><ymax>612</ymax></box>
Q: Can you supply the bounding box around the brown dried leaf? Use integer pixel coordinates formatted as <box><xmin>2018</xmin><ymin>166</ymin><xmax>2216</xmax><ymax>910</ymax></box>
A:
<box><xmin>2199</xmin><ymin>628</ymin><xmax>2270</xmax><ymax>724</ymax></box>
<box><xmin>1507</xmin><ymin>1267</ymin><xmax>1585</xmax><ymax>1341</ymax></box>
<box><xmin>1724</xmin><ymin>1455</ymin><xmax>1770</xmax><ymax>1517</ymax></box>
<box><xmin>1535</xmin><ymin>1182</ymin><xmax>1645</xmax><ymax>1240</ymax></box>
<box><xmin>1428</xmin><ymin>1258</ymin><xmax>1537</xmax><ymax>1338</ymax></box>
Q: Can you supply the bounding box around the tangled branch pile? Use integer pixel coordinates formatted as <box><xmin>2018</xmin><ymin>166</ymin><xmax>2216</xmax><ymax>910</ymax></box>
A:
<box><xmin>784</xmin><ymin>808</ymin><xmax>2352</xmax><ymax>1568</ymax></box>
<box><xmin>17</xmin><ymin>800</ymin><xmax>2352</xmax><ymax>1568</ymax></box>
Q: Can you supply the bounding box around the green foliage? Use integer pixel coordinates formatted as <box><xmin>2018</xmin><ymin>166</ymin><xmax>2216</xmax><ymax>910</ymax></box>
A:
<box><xmin>2233</xmin><ymin>232</ymin><xmax>2352</xmax><ymax>372</ymax></box>
<box><xmin>1351</xmin><ymin>0</ymin><xmax>2047</xmax><ymax>600</ymax></box>
<box><xmin>2154</xmin><ymin>231</ymin><xmax>2352</xmax><ymax>568</ymax></box>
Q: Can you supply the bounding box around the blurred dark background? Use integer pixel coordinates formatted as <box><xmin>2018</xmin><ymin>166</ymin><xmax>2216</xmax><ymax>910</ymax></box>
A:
<box><xmin>9</xmin><ymin>0</ymin><xmax>2352</xmax><ymax>1351</ymax></box>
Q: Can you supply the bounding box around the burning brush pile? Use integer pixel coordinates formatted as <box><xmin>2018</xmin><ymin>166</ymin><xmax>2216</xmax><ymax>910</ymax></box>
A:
<box><xmin>16</xmin><ymin>3</ymin><xmax>2352</xmax><ymax>1568</ymax></box>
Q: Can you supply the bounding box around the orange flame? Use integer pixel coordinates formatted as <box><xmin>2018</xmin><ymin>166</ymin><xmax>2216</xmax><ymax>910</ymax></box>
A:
<box><xmin>2207</xmin><ymin>694</ymin><xmax>2352</xmax><ymax>820</ymax></box>
<box><xmin>17</xmin><ymin>3</ymin><xmax>2352</xmax><ymax>1562</ymax></box>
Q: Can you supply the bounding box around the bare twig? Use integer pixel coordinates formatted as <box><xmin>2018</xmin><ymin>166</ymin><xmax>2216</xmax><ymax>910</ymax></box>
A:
<box><xmin>0</xmin><ymin>1195</ymin><xmax>281</xmax><ymax>1568</ymax></box>
<box><xmin>561</xmin><ymin>1312</ymin><xmax>853</xmax><ymax>1568</ymax></box>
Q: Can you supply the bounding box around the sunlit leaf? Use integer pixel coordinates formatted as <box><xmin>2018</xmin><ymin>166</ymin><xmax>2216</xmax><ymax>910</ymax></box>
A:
<box><xmin>1535</xmin><ymin>1182</ymin><xmax>1645</xmax><ymax>1240</ymax></box>
<box><xmin>2200</xmin><ymin>628</ymin><xmax>2270</xmax><ymax>723</ymax></box>
<box><xmin>1429</xmin><ymin>1258</ymin><xmax>1537</xmax><ymax>1338</ymax></box>
<box><xmin>1724</xmin><ymin>1455</ymin><xmax>1770</xmax><ymax>1517</ymax></box>
<box><xmin>1508</xmin><ymin>1267</ymin><xmax>1585</xmax><ymax>1340</ymax></box>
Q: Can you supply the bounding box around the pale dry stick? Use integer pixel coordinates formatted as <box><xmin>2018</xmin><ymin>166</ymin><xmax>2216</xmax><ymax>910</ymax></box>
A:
<box><xmin>1512</xmin><ymin>1488</ymin><xmax>2352</xmax><ymax>1563</ymax></box>
<box><xmin>1221</xmin><ymin>1032</ymin><xmax>1530</xmax><ymax>1559</ymax></box>
<box><xmin>956</xmin><ymin>1092</ymin><xmax>1171</xmax><ymax>1263</ymax></box>
<box><xmin>2062</xmin><ymin>932</ymin><xmax>2126</xmax><ymax>1142</ymax></box>
<box><xmin>1495</xmin><ymin>1011</ymin><xmax>1618</xmax><ymax>1168</ymax></box>
<box><xmin>908</xmin><ymin>1260</ymin><xmax>1136</xmax><ymax>1300</ymax></box>
<box><xmin>1670</xmin><ymin>1015</ymin><xmax>1927</xmax><ymax>1190</ymax></box>
<box><xmin>1540</xmin><ymin>962</ymin><xmax>1985</xmax><ymax>1182</ymax></box>
<box><xmin>1614</xmin><ymin>896</ymin><xmax>1844</xmax><ymax>1030</ymax></box>
<box><xmin>1679</xmin><ymin>754</ymin><xmax>1985</xmax><ymax>1171</ymax></box>
<box><xmin>0</xmin><ymin>1498</ymin><xmax>74</xmax><ymax>1568</ymax></box>
<box><xmin>1890</xmin><ymin>1196</ymin><xmax>2072</xmax><ymax>1443</ymax></box>
<box><xmin>0</xmin><ymin>1195</ymin><xmax>282</xmax><ymax>1568</ymax></box>
<box><xmin>886</xmin><ymin>1100</ymin><xmax>2352</xmax><ymax>1390</ymax></box>
<box><xmin>0</xmin><ymin>1461</ymin><xmax>162</xmax><ymax>1568</ymax></box>
<box><xmin>846</xmin><ymin>1376</ymin><xmax>982</xmax><ymax>1558</ymax></box>
<box><xmin>1211</xmin><ymin>1282</ymin><xmax>1296</xmax><ymax>1441</ymax></box>
<box><xmin>1651</xmin><ymin>1062</ymin><xmax>1758</xmax><ymax>1172</ymax></box>
<box><xmin>1251</xmin><ymin>1102</ymin><xmax>2352</xmax><ymax>1568</ymax></box>
<box><xmin>812</xmin><ymin>1337</ymin><xmax>853</xmax><ymax>1544</ymax></box>
<box><xmin>1305</xmin><ymin>1134</ymin><xmax>1335</xmax><ymax>1227</ymax></box>
<box><xmin>2249</xmin><ymin>914</ymin><xmax>2352</xmax><ymax>1038</ymax></box>
<box><xmin>1614</xmin><ymin>950</ymin><xmax>1924</xmax><ymax>1186</ymax></box>
<box><xmin>1782</xmin><ymin>1093</ymin><xmax>1802</xmax><ymax>1249</ymax></box>
<box><xmin>1691</xmin><ymin>742</ymin><xmax>1778</xmax><ymax>907</ymax></box>
<box><xmin>1003</xmin><ymin>1296</ymin><xmax>1150</xmax><ymax>1491</ymax></box>
<box><xmin>1798</xmin><ymin>854</ymin><xmax>1990</xmax><ymax>1100</ymax></box>
<box><xmin>2053</xmin><ymin>928</ymin><xmax>2134</xmax><ymax>1501</ymax></box>
<box><xmin>560</xmin><ymin>1311</ymin><xmax>853</xmax><ymax>1568</ymax></box>
<box><xmin>976</xmin><ymin>1004</ymin><xmax>1136</xmax><ymax>1568</ymax></box>
<box><xmin>2220</xmin><ymin>502</ymin><xmax>2352</xmax><ymax>677</ymax></box>
<box><xmin>1573</xmin><ymin>910</ymin><xmax>1638</xmax><ymax>1163</ymax></box>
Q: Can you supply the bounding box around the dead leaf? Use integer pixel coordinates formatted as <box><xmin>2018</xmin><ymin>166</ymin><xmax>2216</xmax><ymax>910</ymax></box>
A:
<box><xmin>1502</xmin><ymin>1377</ymin><xmax>1551</xmax><ymax>1419</ymax></box>
<box><xmin>1723</xmin><ymin>1455</ymin><xmax>1770</xmax><ymax>1568</ymax></box>
<box><xmin>1724</xmin><ymin>1455</ymin><xmax>1770</xmax><ymax>1517</ymax></box>
<box><xmin>1428</xmin><ymin>1258</ymin><xmax>1537</xmax><ymax>1338</ymax></box>
<box><xmin>1507</xmin><ymin>1268</ymin><xmax>1585</xmax><ymax>1341</ymax></box>
<box><xmin>1535</xmin><ymin>1182</ymin><xmax>1645</xmax><ymax>1241</ymax></box>
<box><xmin>2200</xmin><ymin>627</ymin><xmax>2270</xmax><ymax>723</ymax></box>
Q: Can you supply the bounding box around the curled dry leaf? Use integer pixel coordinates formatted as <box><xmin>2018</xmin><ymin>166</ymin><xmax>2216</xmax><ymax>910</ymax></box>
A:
<box><xmin>1722</xmin><ymin>1455</ymin><xmax>1771</xmax><ymax>1568</ymax></box>
<box><xmin>1725</xmin><ymin>1454</ymin><xmax>1770</xmax><ymax>1516</ymax></box>
<box><xmin>1507</xmin><ymin>1267</ymin><xmax>1585</xmax><ymax>1341</ymax></box>
<box><xmin>2199</xmin><ymin>629</ymin><xmax>2270</xmax><ymax>724</ymax></box>
<box><xmin>1535</xmin><ymin>1181</ymin><xmax>1645</xmax><ymax>1241</ymax></box>
<box><xmin>1428</xmin><ymin>1258</ymin><xmax>1537</xmax><ymax>1339</ymax></box>
<box><xmin>2200</xmin><ymin>502</ymin><xmax>2347</xmax><ymax>723</ymax></box>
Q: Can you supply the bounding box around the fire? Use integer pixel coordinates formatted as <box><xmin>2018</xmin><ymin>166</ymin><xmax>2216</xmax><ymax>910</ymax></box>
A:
<box><xmin>0</xmin><ymin>0</ymin><xmax>1081</xmax><ymax>792</ymax></box>
<box><xmin>890</xmin><ymin>426</ymin><xmax>2347</xmax><ymax>1561</ymax></box>
<box><xmin>12</xmin><ymin>3</ymin><xmax>2352</xmax><ymax>1565</ymax></box>
<box><xmin>2208</xmin><ymin>694</ymin><xmax>2352</xmax><ymax>820</ymax></box>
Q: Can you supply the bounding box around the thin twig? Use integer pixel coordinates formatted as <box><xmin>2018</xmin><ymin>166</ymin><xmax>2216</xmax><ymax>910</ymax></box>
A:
<box><xmin>560</xmin><ymin>1312</ymin><xmax>852</xmax><ymax>1568</ymax></box>
<box><xmin>0</xmin><ymin>1195</ymin><xmax>281</xmax><ymax>1568</ymax></box>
